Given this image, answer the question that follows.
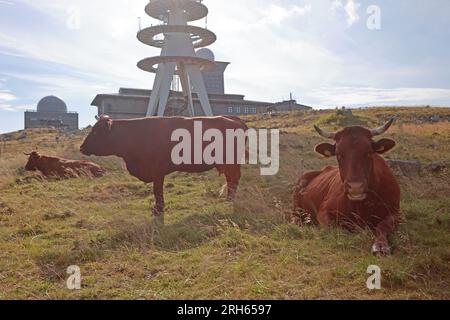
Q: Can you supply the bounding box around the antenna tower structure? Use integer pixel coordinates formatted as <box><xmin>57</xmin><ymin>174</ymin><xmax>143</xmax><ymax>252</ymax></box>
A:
<box><xmin>137</xmin><ymin>0</ymin><xmax>217</xmax><ymax>116</ymax></box>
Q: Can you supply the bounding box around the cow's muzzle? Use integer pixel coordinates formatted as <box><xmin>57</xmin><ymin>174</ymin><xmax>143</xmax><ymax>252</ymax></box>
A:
<box><xmin>345</xmin><ymin>182</ymin><xmax>367</xmax><ymax>202</ymax></box>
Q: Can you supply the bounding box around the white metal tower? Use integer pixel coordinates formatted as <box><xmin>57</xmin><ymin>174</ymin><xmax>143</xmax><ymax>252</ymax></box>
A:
<box><xmin>137</xmin><ymin>0</ymin><xmax>217</xmax><ymax>117</ymax></box>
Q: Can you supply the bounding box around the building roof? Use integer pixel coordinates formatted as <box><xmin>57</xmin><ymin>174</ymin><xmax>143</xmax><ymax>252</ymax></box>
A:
<box><xmin>272</xmin><ymin>99</ymin><xmax>312</xmax><ymax>110</ymax></box>
<box><xmin>91</xmin><ymin>89</ymin><xmax>255</xmax><ymax>106</ymax></box>
<box><xmin>37</xmin><ymin>96</ymin><xmax>68</xmax><ymax>113</ymax></box>
<box><xmin>90</xmin><ymin>88</ymin><xmax>312</xmax><ymax>110</ymax></box>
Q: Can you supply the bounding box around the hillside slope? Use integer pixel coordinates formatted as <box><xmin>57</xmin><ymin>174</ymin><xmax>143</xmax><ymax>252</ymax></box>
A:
<box><xmin>0</xmin><ymin>107</ymin><xmax>449</xmax><ymax>299</ymax></box>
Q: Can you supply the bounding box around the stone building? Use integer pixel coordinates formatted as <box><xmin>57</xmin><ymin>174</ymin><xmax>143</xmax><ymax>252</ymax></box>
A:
<box><xmin>91</xmin><ymin>49</ymin><xmax>312</xmax><ymax>119</ymax></box>
<box><xmin>24</xmin><ymin>96</ymin><xmax>78</xmax><ymax>130</ymax></box>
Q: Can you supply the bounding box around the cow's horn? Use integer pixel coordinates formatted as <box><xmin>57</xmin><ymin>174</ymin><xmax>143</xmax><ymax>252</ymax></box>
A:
<box><xmin>314</xmin><ymin>125</ymin><xmax>336</xmax><ymax>140</ymax></box>
<box><xmin>95</xmin><ymin>115</ymin><xmax>100</xmax><ymax>121</ymax></box>
<box><xmin>23</xmin><ymin>152</ymin><xmax>31</xmax><ymax>156</ymax></box>
<box><xmin>370</xmin><ymin>118</ymin><xmax>395</xmax><ymax>137</ymax></box>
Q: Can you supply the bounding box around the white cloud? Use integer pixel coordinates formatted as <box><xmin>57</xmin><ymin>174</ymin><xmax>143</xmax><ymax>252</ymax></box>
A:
<box><xmin>0</xmin><ymin>79</ymin><xmax>16</xmax><ymax>103</ymax></box>
<box><xmin>345</xmin><ymin>0</ymin><xmax>361</xmax><ymax>27</ymax></box>
<box><xmin>331</xmin><ymin>0</ymin><xmax>361</xmax><ymax>27</ymax></box>
<box><xmin>1</xmin><ymin>0</ymin><xmax>153</xmax><ymax>85</ymax></box>
<box><xmin>260</xmin><ymin>4</ymin><xmax>312</xmax><ymax>26</ymax></box>
<box><xmin>203</xmin><ymin>0</ymin><xmax>344</xmax><ymax>102</ymax></box>
<box><xmin>0</xmin><ymin>104</ymin><xmax>14</xmax><ymax>111</ymax></box>
<box><xmin>0</xmin><ymin>72</ymin><xmax>120</xmax><ymax>113</ymax></box>
<box><xmin>0</xmin><ymin>91</ymin><xmax>16</xmax><ymax>102</ymax></box>
<box><xmin>331</xmin><ymin>0</ymin><xmax>343</xmax><ymax>10</ymax></box>
<box><xmin>0</xmin><ymin>104</ymin><xmax>28</xmax><ymax>112</ymax></box>
<box><xmin>0</xmin><ymin>84</ymin><xmax>20</xmax><ymax>111</ymax></box>
<box><xmin>3</xmin><ymin>72</ymin><xmax>114</xmax><ymax>93</ymax></box>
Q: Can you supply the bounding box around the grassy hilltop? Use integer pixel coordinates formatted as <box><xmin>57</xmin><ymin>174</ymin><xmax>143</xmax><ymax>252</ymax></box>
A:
<box><xmin>0</xmin><ymin>107</ymin><xmax>449</xmax><ymax>299</ymax></box>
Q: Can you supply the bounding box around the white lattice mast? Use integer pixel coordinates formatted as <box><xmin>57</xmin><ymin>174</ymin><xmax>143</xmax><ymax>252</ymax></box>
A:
<box><xmin>137</xmin><ymin>0</ymin><xmax>217</xmax><ymax>117</ymax></box>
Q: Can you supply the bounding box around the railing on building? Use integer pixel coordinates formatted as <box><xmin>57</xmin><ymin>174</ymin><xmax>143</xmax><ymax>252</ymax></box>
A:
<box><xmin>25</xmin><ymin>110</ymin><xmax>78</xmax><ymax>114</ymax></box>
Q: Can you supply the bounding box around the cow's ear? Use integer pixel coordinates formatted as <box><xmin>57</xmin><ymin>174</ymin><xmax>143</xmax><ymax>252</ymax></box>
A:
<box><xmin>315</xmin><ymin>143</ymin><xmax>336</xmax><ymax>158</ymax></box>
<box><xmin>373</xmin><ymin>139</ymin><xmax>396</xmax><ymax>154</ymax></box>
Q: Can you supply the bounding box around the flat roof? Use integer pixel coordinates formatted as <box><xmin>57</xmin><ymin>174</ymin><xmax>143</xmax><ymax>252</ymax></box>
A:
<box><xmin>91</xmin><ymin>89</ymin><xmax>272</xmax><ymax>107</ymax></box>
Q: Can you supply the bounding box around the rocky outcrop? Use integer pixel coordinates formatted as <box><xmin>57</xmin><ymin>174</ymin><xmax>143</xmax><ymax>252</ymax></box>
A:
<box><xmin>387</xmin><ymin>159</ymin><xmax>422</xmax><ymax>177</ymax></box>
<box><xmin>387</xmin><ymin>159</ymin><xmax>448</xmax><ymax>176</ymax></box>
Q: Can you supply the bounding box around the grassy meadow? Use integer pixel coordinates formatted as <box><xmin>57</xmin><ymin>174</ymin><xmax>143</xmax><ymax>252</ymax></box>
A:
<box><xmin>0</xmin><ymin>107</ymin><xmax>449</xmax><ymax>300</ymax></box>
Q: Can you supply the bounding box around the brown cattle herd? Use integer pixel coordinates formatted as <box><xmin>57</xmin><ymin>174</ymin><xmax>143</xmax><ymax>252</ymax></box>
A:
<box><xmin>23</xmin><ymin>115</ymin><xmax>400</xmax><ymax>255</ymax></box>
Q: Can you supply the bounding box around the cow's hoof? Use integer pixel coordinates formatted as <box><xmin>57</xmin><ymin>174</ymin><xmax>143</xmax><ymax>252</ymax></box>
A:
<box><xmin>372</xmin><ymin>243</ymin><xmax>392</xmax><ymax>256</ymax></box>
<box><xmin>153</xmin><ymin>214</ymin><xmax>165</xmax><ymax>226</ymax></box>
<box><xmin>226</xmin><ymin>192</ymin><xmax>236</xmax><ymax>201</ymax></box>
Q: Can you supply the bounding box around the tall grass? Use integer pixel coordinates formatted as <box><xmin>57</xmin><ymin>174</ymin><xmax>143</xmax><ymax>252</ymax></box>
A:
<box><xmin>0</xmin><ymin>108</ymin><xmax>449</xmax><ymax>299</ymax></box>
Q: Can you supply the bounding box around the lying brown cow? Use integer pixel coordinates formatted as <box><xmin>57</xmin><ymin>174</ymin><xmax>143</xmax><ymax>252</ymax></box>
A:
<box><xmin>293</xmin><ymin>119</ymin><xmax>401</xmax><ymax>255</ymax></box>
<box><xmin>24</xmin><ymin>151</ymin><xmax>106</xmax><ymax>178</ymax></box>
<box><xmin>80</xmin><ymin>115</ymin><xmax>247</xmax><ymax>216</ymax></box>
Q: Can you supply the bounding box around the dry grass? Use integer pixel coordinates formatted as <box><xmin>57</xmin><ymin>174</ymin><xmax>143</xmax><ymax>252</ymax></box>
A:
<box><xmin>0</xmin><ymin>107</ymin><xmax>449</xmax><ymax>300</ymax></box>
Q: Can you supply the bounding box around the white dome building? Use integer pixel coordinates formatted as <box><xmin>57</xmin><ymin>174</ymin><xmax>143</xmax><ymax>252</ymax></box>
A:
<box><xmin>196</xmin><ymin>48</ymin><xmax>215</xmax><ymax>61</ymax></box>
<box><xmin>195</xmin><ymin>48</ymin><xmax>229</xmax><ymax>95</ymax></box>
<box><xmin>24</xmin><ymin>96</ymin><xmax>78</xmax><ymax>130</ymax></box>
<box><xmin>36</xmin><ymin>96</ymin><xmax>68</xmax><ymax>113</ymax></box>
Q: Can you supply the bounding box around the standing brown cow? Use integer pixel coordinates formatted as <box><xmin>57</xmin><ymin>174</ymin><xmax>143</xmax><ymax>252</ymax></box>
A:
<box><xmin>80</xmin><ymin>116</ymin><xmax>247</xmax><ymax>217</ymax></box>
<box><xmin>293</xmin><ymin>119</ymin><xmax>401</xmax><ymax>255</ymax></box>
<box><xmin>24</xmin><ymin>151</ymin><xmax>106</xmax><ymax>178</ymax></box>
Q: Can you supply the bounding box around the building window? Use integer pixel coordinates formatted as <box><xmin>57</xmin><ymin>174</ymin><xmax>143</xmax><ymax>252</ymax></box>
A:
<box><xmin>228</xmin><ymin>107</ymin><xmax>233</xmax><ymax>114</ymax></box>
<box><xmin>251</xmin><ymin>107</ymin><xmax>257</xmax><ymax>114</ymax></box>
<box><xmin>244</xmin><ymin>107</ymin><xmax>249</xmax><ymax>114</ymax></box>
<box><xmin>235</xmin><ymin>107</ymin><xmax>241</xmax><ymax>114</ymax></box>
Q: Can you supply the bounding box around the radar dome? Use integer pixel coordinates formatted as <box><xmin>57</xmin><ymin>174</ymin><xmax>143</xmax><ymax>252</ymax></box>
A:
<box><xmin>196</xmin><ymin>48</ymin><xmax>215</xmax><ymax>61</ymax></box>
<box><xmin>36</xmin><ymin>96</ymin><xmax>68</xmax><ymax>113</ymax></box>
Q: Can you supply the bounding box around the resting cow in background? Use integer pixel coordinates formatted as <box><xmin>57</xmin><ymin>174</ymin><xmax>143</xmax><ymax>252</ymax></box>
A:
<box><xmin>293</xmin><ymin>119</ymin><xmax>401</xmax><ymax>255</ymax></box>
<box><xmin>80</xmin><ymin>115</ymin><xmax>247</xmax><ymax>217</ymax></box>
<box><xmin>24</xmin><ymin>151</ymin><xmax>106</xmax><ymax>178</ymax></box>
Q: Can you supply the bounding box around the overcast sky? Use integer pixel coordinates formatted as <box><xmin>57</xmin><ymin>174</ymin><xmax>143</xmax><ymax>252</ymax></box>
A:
<box><xmin>0</xmin><ymin>0</ymin><xmax>449</xmax><ymax>133</ymax></box>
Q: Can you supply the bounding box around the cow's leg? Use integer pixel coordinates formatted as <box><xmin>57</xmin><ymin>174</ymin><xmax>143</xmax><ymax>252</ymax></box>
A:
<box><xmin>224</xmin><ymin>165</ymin><xmax>241</xmax><ymax>200</ymax></box>
<box><xmin>372</xmin><ymin>214</ymin><xmax>397</xmax><ymax>256</ymax></box>
<box><xmin>152</xmin><ymin>175</ymin><xmax>165</xmax><ymax>216</ymax></box>
<box><xmin>317</xmin><ymin>207</ymin><xmax>332</xmax><ymax>228</ymax></box>
<box><xmin>293</xmin><ymin>188</ymin><xmax>312</xmax><ymax>225</ymax></box>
